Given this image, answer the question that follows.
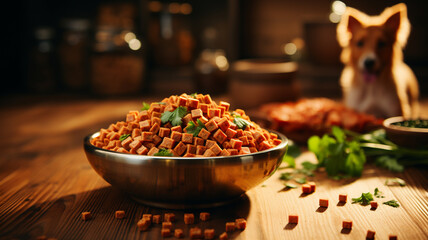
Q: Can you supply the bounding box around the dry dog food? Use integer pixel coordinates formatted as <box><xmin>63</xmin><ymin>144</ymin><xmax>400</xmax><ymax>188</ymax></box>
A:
<box><xmin>288</xmin><ymin>214</ymin><xmax>298</xmax><ymax>224</ymax></box>
<box><xmin>81</xmin><ymin>212</ymin><xmax>91</xmax><ymax>221</ymax></box>
<box><xmin>319</xmin><ymin>199</ymin><xmax>329</xmax><ymax>208</ymax></box>
<box><xmin>308</xmin><ymin>182</ymin><xmax>316</xmax><ymax>192</ymax></box>
<box><xmin>189</xmin><ymin>227</ymin><xmax>202</xmax><ymax>239</ymax></box>
<box><xmin>161</xmin><ymin>228</ymin><xmax>171</xmax><ymax>237</ymax></box>
<box><xmin>200</xmin><ymin>212</ymin><xmax>210</xmax><ymax>221</ymax></box>
<box><xmin>142</xmin><ymin>214</ymin><xmax>152</xmax><ymax>222</ymax></box>
<box><xmin>204</xmin><ymin>229</ymin><xmax>215</xmax><ymax>239</ymax></box>
<box><xmin>370</xmin><ymin>201</ymin><xmax>378</xmax><ymax>209</ymax></box>
<box><xmin>164</xmin><ymin>213</ymin><xmax>175</xmax><ymax>222</ymax></box>
<box><xmin>366</xmin><ymin>229</ymin><xmax>376</xmax><ymax>239</ymax></box>
<box><xmin>174</xmin><ymin>229</ymin><xmax>184</xmax><ymax>238</ymax></box>
<box><xmin>137</xmin><ymin>218</ymin><xmax>151</xmax><ymax>231</ymax></box>
<box><xmin>184</xmin><ymin>213</ymin><xmax>195</xmax><ymax>224</ymax></box>
<box><xmin>389</xmin><ymin>234</ymin><xmax>398</xmax><ymax>240</ymax></box>
<box><xmin>162</xmin><ymin>221</ymin><xmax>172</xmax><ymax>229</ymax></box>
<box><xmin>302</xmin><ymin>184</ymin><xmax>312</xmax><ymax>194</ymax></box>
<box><xmin>342</xmin><ymin>220</ymin><xmax>353</xmax><ymax>229</ymax></box>
<box><xmin>153</xmin><ymin>214</ymin><xmax>161</xmax><ymax>224</ymax></box>
<box><xmin>90</xmin><ymin>93</ymin><xmax>282</xmax><ymax>157</ymax></box>
<box><xmin>115</xmin><ymin>210</ymin><xmax>125</xmax><ymax>219</ymax></box>
<box><xmin>225</xmin><ymin>222</ymin><xmax>236</xmax><ymax>232</ymax></box>
<box><xmin>235</xmin><ymin>218</ymin><xmax>247</xmax><ymax>230</ymax></box>
<box><xmin>219</xmin><ymin>232</ymin><xmax>228</xmax><ymax>240</ymax></box>
<box><xmin>339</xmin><ymin>194</ymin><xmax>347</xmax><ymax>203</ymax></box>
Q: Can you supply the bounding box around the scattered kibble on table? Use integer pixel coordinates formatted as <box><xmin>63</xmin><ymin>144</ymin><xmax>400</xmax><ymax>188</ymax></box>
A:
<box><xmin>184</xmin><ymin>213</ymin><xmax>195</xmax><ymax>224</ymax></box>
<box><xmin>319</xmin><ymin>199</ymin><xmax>329</xmax><ymax>208</ymax></box>
<box><xmin>115</xmin><ymin>210</ymin><xmax>125</xmax><ymax>219</ymax></box>
<box><xmin>225</xmin><ymin>222</ymin><xmax>236</xmax><ymax>232</ymax></box>
<box><xmin>161</xmin><ymin>228</ymin><xmax>171</xmax><ymax>237</ymax></box>
<box><xmin>200</xmin><ymin>212</ymin><xmax>210</xmax><ymax>221</ymax></box>
<box><xmin>288</xmin><ymin>214</ymin><xmax>299</xmax><ymax>224</ymax></box>
<box><xmin>339</xmin><ymin>194</ymin><xmax>347</xmax><ymax>203</ymax></box>
<box><xmin>366</xmin><ymin>229</ymin><xmax>376</xmax><ymax>239</ymax></box>
<box><xmin>370</xmin><ymin>201</ymin><xmax>378</xmax><ymax>209</ymax></box>
<box><xmin>174</xmin><ymin>229</ymin><xmax>184</xmax><ymax>238</ymax></box>
<box><xmin>204</xmin><ymin>229</ymin><xmax>215</xmax><ymax>239</ymax></box>
<box><xmin>342</xmin><ymin>220</ymin><xmax>353</xmax><ymax>229</ymax></box>
<box><xmin>81</xmin><ymin>212</ymin><xmax>91</xmax><ymax>221</ymax></box>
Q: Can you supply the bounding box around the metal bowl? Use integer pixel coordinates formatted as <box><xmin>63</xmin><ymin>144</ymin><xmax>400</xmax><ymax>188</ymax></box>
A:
<box><xmin>84</xmin><ymin>131</ymin><xmax>288</xmax><ymax>209</ymax></box>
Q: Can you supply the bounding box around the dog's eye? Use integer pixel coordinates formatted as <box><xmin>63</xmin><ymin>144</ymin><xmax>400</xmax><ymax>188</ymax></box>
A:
<box><xmin>356</xmin><ymin>40</ymin><xmax>364</xmax><ymax>47</ymax></box>
<box><xmin>377</xmin><ymin>40</ymin><xmax>386</xmax><ymax>48</ymax></box>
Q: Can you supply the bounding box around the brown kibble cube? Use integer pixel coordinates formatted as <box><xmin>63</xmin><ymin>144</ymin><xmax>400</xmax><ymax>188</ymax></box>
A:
<box><xmin>161</xmin><ymin>228</ymin><xmax>171</xmax><ymax>237</ymax></box>
<box><xmin>153</xmin><ymin>214</ymin><xmax>161</xmax><ymax>224</ymax></box>
<box><xmin>196</xmin><ymin>145</ymin><xmax>206</xmax><ymax>155</ymax></box>
<box><xmin>204</xmin><ymin>229</ymin><xmax>215</xmax><ymax>239</ymax></box>
<box><xmin>366</xmin><ymin>229</ymin><xmax>376</xmax><ymax>239</ymax></box>
<box><xmin>158</xmin><ymin>127</ymin><xmax>171</xmax><ymax>138</ymax></box>
<box><xmin>184</xmin><ymin>213</ymin><xmax>195</xmax><ymax>224</ymax></box>
<box><xmin>370</xmin><ymin>201</ymin><xmax>378</xmax><ymax>209</ymax></box>
<box><xmin>191</xmin><ymin>108</ymin><xmax>203</xmax><ymax>118</ymax></box>
<box><xmin>121</xmin><ymin>136</ymin><xmax>133</xmax><ymax>149</ymax></box>
<box><xmin>203</xmin><ymin>149</ymin><xmax>216</xmax><ymax>157</ymax></box>
<box><xmin>198</xmin><ymin>128</ymin><xmax>211</xmax><ymax>140</ymax></box>
<box><xmin>162</xmin><ymin>221</ymin><xmax>173</xmax><ymax>229</ymax></box>
<box><xmin>220</xmin><ymin>149</ymin><xmax>231</xmax><ymax>156</ymax></box>
<box><xmin>164</xmin><ymin>213</ymin><xmax>175</xmax><ymax>222</ymax></box>
<box><xmin>139</xmin><ymin>120</ymin><xmax>151</xmax><ymax>131</ymax></box>
<box><xmin>230</xmin><ymin>139</ymin><xmax>243</xmax><ymax>150</ymax></box>
<box><xmin>210</xmin><ymin>143</ymin><xmax>222</xmax><ymax>156</ymax></box>
<box><xmin>182</xmin><ymin>133</ymin><xmax>194</xmax><ymax>144</ymax></box>
<box><xmin>342</xmin><ymin>220</ymin><xmax>353</xmax><ymax>229</ymax></box>
<box><xmin>147</xmin><ymin>147</ymin><xmax>159</xmax><ymax>156</ymax></box>
<box><xmin>174</xmin><ymin>228</ymin><xmax>184</xmax><ymax>238</ymax></box>
<box><xmin>288</xmin><ymin>214</ymin><xmax>298</xmax><ymax>224</ymax></box>
<box><xmin>235</xmin><ymin>218</ymin><xmax>247</xmax><ymax>230</ymax></box>
<box><xmin>189</xmin><ymin>227</ymin><xmax>202</xmax><ymax>239</ymax></box>
<box><xmin>141</xmin><ymin>131</ymin><xmax>153</xmax><ymax>142</ymax></box>
<box><xmin>205</xmin><ymin>119</ymin><xmax>219</xmax><ymax>132</ymax></box>
<box><xmin>213</xmin><ymin>129</ymin><xmax>228</xmax><ymax>144</ymax></box>
<box><xmin>302</xmin><ymin>184</ymin><xmax>311</xmax><ymax>194</ymax></box>
<box><xmin>200</xmin><ymin>212</ymin><xmax>210</xmax><ymax>221</ymax></box>
<box><xmin>159</xmin><ymin>137</ymin><xmax>174</xmax><ymax>149</ymax></box>
<box><xmin>193</xmin><ymin>137</ymin><xmax>204</xmax><ymax>146</ymax></box>
<box><xmin>339</xmin><ymin>194</ymin><xmax>347</xmax><ymax>203</ymax></box>
<box><xmin>219</xmin><ymin>232</ymin><xmax>228</xmax><ymax>240</ymax></box>
<box><xmin>187</xmin><ymin>98</ymin><xmax>199</xmax><ymax>109</ymax></box>
<box><xmin>225</xmin><ymin>222</ymin><xmax>236</xmax><ymax>232</ymax></box>
<box><xmin>208</xmin><ymin>108</ymin><xmax>221</xmax><ymax>118</ymax></box>
<box><xmin>171</xmin><ymin>125</ymin><xmax>182</xmax><ymax>132</ymax></box>
<box><xmin>115</xmin><ymin>210</ymin><xmax>125</xmax><ymax>219</ymax></box>
<box><xmin>174</xmin><ymin>142</ymin><xmax>187</xmax><ymax>156</ymax></box>
<box><xmin>308</xmin><ymin>182</ymin><xmax>316</xmax><ymax>192</ymax></box>
<box><xmin>137</xmin><ymin>218</ymin><xmax>151</xmax><ymax>231</ymax></box>
<box><xmin>142</xmin><ymin>214</ymin><xmax>152</xmax><ymax>222</ymax></box>
<box><xmin>81</xmin><ymin>211</ymin><xmax>91</xmax><ymax>221</ymax></box>
<box><xmin>129</xmin><ymin>139</ymin><xmax>142</xmax><ymax>150</ymax></box>
<box><xmin>319</xmin><ymin>198</ymin><xmax>329</xmax><ymax>208</ymax></box>
<box><xmin>389</xmin><ymin>234</ymin><xmax>398</xmax><ymax>240</ymax></box>
<box><xmin>171</xmin><ymin>131</ymin><xmax>182</xmax><ymax>142</ymax></box>
<box><xmin>239</xmin><ymin>147</ymin><xmax>251</xmax><ymax>155</ymax></box>
<box><xmin>217</xmin><ymin>118</ymin><xmax>231</xmax><ymax>132</ymax></box>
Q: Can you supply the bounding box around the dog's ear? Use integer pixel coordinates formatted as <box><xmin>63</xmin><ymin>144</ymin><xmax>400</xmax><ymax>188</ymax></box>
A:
<box><xmin>382</xmin><ymin>3</ymin><xmax>410</xmax><ymax>47</ymax></box>
<box><xmin>347</xmin><ymin>15</ymin><xmax>363</xmax><ymax>34</ymax></box>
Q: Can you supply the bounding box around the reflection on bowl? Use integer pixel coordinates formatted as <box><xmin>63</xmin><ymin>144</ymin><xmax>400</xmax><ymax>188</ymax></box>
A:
<box><xmin>383</xmin><ymin>116</ymin><xmax>428</xmax><ymax>148</ymax></box>
<box><xmin>84</xmin><ymin>130</ymin><xmax>288</xmax><ymax>209</ymax></box>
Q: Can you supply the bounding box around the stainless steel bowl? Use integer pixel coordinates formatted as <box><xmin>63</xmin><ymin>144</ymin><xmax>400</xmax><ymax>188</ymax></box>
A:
<box><xmin>84</xmin><ymin>131</ymin><xmax>288</xmax><ymax>209</ymax></box>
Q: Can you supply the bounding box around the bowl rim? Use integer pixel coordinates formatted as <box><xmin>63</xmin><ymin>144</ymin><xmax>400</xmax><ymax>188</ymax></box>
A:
<box><xmin>84</xmin><ymin>129</ymin><xmax>288</xmax><ymax>162</ymax></box>
<box><xmin>383</xmin><ymin>116</ymin><xmax>428</xmax><ymax>133</ymax></box>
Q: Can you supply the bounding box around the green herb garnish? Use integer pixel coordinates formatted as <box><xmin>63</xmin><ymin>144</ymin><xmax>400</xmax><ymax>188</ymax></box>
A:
<box><xmin>154</xmin><ymin>148</ymin><xmax>174</xmax><ymax>156</ymax></box>
<box><xmin>185</xmin><ymin>119</ymin><xmax>206</xmax><ymax>137</ymax></box>
<box><xmin>374</xmin><ymin>188</ymin><xmax>385</xmax><ymax>198</ymax></box>
<box><xmin>284</xmin><ymin>183</ymin><xmax>297</xmax><ymax>189</ymax></box>
<box><xmin>352</xmin><ymin>192</ymin><xmax>374</xmax><ymax>205</ymax></box>
<box><xmin>280</xmin><ymin>172</ymin><xmax>293</xmax><ymax>181</ymax></box>
<box><xmin>294</xmin><ymin>177</ymin><xmax>307</xmax><ymax>184</ymax></box>
<box><xmin>119</xmin><ymin>134</ymin><xmax>131</xmax><ymax>141</ymax></box>
<box><xmin>383</xmin><ymin>199</ymin><xmax>400</xmax><ymax>208</ymax></box>
<box><xmin>233</xmin><ymin>116</ymin><xmax>251</xmax><ymax>130</ymax></box>
<box><xmin>308</xmin><ymin>126</ymin><xmax>366</xmax><ymax>178</ymax></box>
<box><xmin>141</xmin><ymin>102</ymin><xmax>150</xmax><ymax>111</ymax></box>
<box><xmin>385</xmin><ymin>177</ymin><xmax>406</xmax><ymax>186</ymax></box>
<box><xmin>190</xmin><ymin>92</ymin><xmax>198</xmax><ymax>98</ymax></box>
<box><xmin>161</xmin><ymin>106</ymin><xmax>188</xmax><ymax>126</ymax></box>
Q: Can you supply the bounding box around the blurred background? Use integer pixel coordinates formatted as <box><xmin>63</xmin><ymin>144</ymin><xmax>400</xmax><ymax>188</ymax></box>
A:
<box><xmin>3</xmin><ymin>0</ymin><xmax>428</xmax><ymax>107</ymax></box>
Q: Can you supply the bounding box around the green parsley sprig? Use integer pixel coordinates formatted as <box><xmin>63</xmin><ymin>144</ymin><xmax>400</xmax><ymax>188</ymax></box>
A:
<box><xmin>119</xmin><ymin>134</ymin><xmax>131</xmax><ymax>141</ymax></box>
<box><xmin>185</xmin><ymin>119</ymin><xmax>206</xmax><ymax>137</ymax></box>
<box><xmin>154</xmin><ymin>148</ymin><xmax>174</xmax><ymax>156</ymax></box>
<box><xmin>352</xmin><ymin>192</ymin><xmax>373</xmax><ymax>205</ymax></box>
<box><xmin>161</xmin><ymin>106</ymin><xmax>188</xmax><ymax>126</ymax></box>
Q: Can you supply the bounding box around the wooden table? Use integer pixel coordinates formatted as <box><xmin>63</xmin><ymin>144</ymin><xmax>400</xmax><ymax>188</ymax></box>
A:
<box><xmin>1</xmin><ymin>96</ymin><xmax>427</xmax><ymax>240</ymax></box>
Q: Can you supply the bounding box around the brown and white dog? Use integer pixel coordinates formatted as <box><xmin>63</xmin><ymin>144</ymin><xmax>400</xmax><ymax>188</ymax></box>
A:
<box><xmin>337</xmin><ymin>3</ymin><xmax>419</xmax><ymax>118</ymax></box>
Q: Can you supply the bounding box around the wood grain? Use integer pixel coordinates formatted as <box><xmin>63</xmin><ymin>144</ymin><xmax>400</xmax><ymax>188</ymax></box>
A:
<box><xmin>0</xmin><ymin>96</ymin><xmax>427</xmax><ymax>240</ymax></box>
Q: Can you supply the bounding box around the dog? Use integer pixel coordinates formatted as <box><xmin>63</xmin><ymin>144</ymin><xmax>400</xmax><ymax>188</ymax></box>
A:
<box><xmin>337</xmin><ymin>3</ymin><xmax>419</xmax><ymax>119</ymax></box>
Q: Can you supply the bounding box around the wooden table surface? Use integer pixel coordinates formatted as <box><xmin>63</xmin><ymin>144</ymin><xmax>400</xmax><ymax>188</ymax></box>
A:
<box><xmin>0</xmin><ymin>96</ymin><xmax>427</xmax><ymax>240</ymax></box>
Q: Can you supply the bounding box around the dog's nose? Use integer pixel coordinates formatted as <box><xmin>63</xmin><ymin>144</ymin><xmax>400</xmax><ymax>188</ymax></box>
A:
<box><xmin>364</xmin><ymin>58</ymin><xmax>376</xmax><ymax>70</ymax></box>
